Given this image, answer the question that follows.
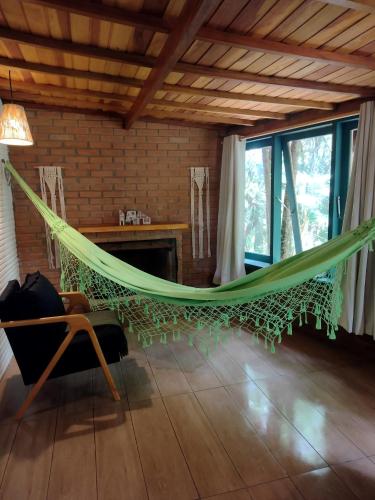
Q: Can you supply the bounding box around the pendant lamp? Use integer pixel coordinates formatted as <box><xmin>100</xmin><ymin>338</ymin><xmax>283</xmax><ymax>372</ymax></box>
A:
<box><xmin>0</xmin><ymin>71</ymin><xmax>33</xmax><ymax>146</ymax></box>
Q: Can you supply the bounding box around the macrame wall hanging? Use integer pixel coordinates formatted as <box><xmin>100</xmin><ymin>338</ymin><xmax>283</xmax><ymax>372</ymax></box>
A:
<box><xmin>190</xmin><ymin>167</ymin><xmax>211</xmax><ymax>259</ymax></box>
<box><xmin>38</xmin><ymin>166</ymin><xmax>66</xmax><ymax>269</ymax></box>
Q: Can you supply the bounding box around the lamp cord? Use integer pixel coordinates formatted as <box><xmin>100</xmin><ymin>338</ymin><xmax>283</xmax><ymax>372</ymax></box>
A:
<box><xmin>8</xmin><ymin>70</ymin><xmax>13</xmax><ymax>102</ymax></box>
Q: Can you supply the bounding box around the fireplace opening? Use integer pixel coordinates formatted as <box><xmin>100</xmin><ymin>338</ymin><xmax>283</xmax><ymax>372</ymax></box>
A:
<box><xmin>97</xmin><ymin>238</ymin><xmax>177</xmax><ymax>282</ymax></box>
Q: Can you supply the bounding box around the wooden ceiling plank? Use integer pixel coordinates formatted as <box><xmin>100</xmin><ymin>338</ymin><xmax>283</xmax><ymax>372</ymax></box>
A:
<box><xmin>176</xmin><ymin>61</ymin><xmax>375</xmax><ymax>95</ymax></box>
<box><xmin>0</xmin><ymin>55</ymin><xmax>144</xmax><ymax>87</ymax></box>
<box><xmin>148</xmin><ymin>99</ymin><xmax>286</xmax><ymax>119</ymax></box>
<box><xmin>228</xmin><ymin>96</ymin><xmax>371</xmax><ymax>138</ymax></box>
<box><xmin>142</xmin><ymin>108</ymin><xmax>255</xmax><ymax>126</ymax></box>
<box><xmin>160</xmin><ymin>83</ymin><xmax>334</xmax><ymax>109</ymax></box>
<box><xmin>124</xmin><ymin>0</ymin><xmax>222</xmax><ymax>128</ymax></box>
<box><xmin>0</xmin><ymin>75</ymin><xmax>285</xmax><ymax>119</ymax></box>
<box><xmin>197</xmin><ymin>26</ymin><xmax>375</xmax><ymax>70</ymax></box>
<box><xmin>321</xmin><ymin>1</ymin><xmax>375</xmax><ymax>14</ymax></box>
<box><xmin>0</xmin><ymin>26</ymin><xmax>155</xmax><ymax>69</ymax></box>
<box><xmin>27</xmin><ymin>0</ymin><xmax>171</xmax><ymax>32</ymax></box>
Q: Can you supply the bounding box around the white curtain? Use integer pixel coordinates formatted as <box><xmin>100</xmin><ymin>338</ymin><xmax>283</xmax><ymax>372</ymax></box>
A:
<box><xmin>213</xmin><ymin>135</ymin><xmax>246</xmax><ymax>284</ymax></box>
<box><xmin>0</xmin><ymin>142</ymin><xmax>19</xmax><ymax>377</ymax></box>
<box><xmin>340</xmin><ymin>101</ymin><xmax>375</xmax><ymax>339</ymax></box>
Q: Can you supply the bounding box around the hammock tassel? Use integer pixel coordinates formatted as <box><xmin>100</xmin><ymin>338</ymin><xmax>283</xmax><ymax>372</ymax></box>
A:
<box><xmin>287</xmin><ymin>323</ymin><xmax>293</xmax><ymax>336</ymax></box>
<box><xmin>271</xmin><ymin>341</ymin><xmax>276</xmax><ymax>354</ymax></box>
<box><xmin>316</xmin><ymin>315</ymin><xmax>322</xmax><ymax>330</ymax></box>
<box><xmin>173</xmin><ymin>330</ymin><xmax>181</xmax><ymax>342</ymax></box>
<box><xmin>128</xmin><ymin>322</ymin><xmax>134</xmax><ymax>334</ymax></box>
<box><xmin>144</xmin><ymin>304</ymin><xmax>149</xmax><ymax>316</ymax></box>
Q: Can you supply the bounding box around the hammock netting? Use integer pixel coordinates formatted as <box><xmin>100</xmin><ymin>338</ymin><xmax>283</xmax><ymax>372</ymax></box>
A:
<box><xmin>6</xmin><ymin>161</ymin><xmax>375</xmax><ymax>354</ymax></box>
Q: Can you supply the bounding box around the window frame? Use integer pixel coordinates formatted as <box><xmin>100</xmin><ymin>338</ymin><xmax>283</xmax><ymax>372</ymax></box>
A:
<box><xmin>245</xmin><ymin>116</ymin><xmax>359</xmax><ymax>265</ymax></box>
<box><xmin>244</xmin><ymin>137</ymin><xmax>273</xmax><ymax>263</ymax></box>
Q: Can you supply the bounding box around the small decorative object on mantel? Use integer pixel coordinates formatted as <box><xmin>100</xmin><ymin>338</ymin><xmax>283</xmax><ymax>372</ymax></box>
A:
<box><xmin>190</xmin><ymin>167</ymin><xmax>211</xmax><ymax>259</ymax></box>
<box><xmin>38</xmin><ymin>166</ymin><xmax>66</xmax><ymax>269</ymax></box>
<box><xmin>119</xmin><ymin>209</ymin><xmax>125</xmax><ymax>226</ymax></box>
<box><xmin>124</xmin><ymin>210</ymin><xmax>151</xmax><ymax>225</ymax></box>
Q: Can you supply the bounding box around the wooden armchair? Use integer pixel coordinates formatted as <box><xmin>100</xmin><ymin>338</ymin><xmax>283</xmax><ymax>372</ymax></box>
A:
<box><xmin>0</xmin><ymin>273</ymin><xmax>128</xmax><ymax>420</ymax></box>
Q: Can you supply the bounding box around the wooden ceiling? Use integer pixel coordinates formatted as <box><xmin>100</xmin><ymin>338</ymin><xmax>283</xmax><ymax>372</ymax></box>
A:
<box><xmin>0</xmin><ymin>0</ymin><xmax>374</xmax><ymax>136</ymax></box>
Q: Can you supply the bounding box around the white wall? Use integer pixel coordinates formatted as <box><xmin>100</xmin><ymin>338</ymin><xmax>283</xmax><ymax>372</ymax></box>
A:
<box><xmin>0</xmin><ymin>103</ymin><xmax>20</xmax><ymax>379</ymax></box>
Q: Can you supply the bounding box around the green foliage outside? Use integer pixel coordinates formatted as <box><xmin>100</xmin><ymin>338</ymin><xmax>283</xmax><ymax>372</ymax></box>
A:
<box><xmin>245</xmin><ymin>134</ymin><xmax>332</xmax><ymax>259</ymax></box>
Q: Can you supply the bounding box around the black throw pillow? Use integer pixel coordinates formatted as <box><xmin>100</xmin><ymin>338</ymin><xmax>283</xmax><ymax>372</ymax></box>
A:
<box><xmin>0</xmin><ymin>280</ymin><xmax>21</xmax><ymax>321</ymax></box>
<box><xmin>19</xmin><ymin>271</ymin><xmax>66</xmax><ymax>322</ymax></box>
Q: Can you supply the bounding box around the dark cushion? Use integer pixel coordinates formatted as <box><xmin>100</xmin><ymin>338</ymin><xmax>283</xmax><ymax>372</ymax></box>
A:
<box><xmin>0</xmin><ymin>272</ymin><xmax>68</xmax><ymax>385</ymax></box>
<box><xmin>0</xmin><ymin>280</ymin><xmax>20</xmax><ymax>320</ymax></box>
<box><xmin>49</xmin><ymin>314</ymin><xmax>128</xmax><ymax>380</ymax></box>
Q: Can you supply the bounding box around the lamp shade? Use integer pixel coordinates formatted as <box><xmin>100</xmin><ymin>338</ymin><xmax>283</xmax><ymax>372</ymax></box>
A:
<box><xmin>0</xmin><ymin>104</ymin><xmax>33</xmax><ymax>146</ymax></box>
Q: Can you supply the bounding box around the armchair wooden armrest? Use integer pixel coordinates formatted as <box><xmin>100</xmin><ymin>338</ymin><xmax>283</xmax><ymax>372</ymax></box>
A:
<box><xmin>0</xmin><ymin>313</ymin><xmax>120</xmax><ymax>420</ymax></box>
<box><xmin>59</xmin><ymin>291</ymin><xmax>91</xmax><ymax>314</ymax></box>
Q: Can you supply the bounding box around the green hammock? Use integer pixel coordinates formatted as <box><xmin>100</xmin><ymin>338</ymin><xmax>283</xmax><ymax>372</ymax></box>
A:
<box><xmin>5</xmin><ymin>161</ymin><xmax>375</xmax><ymax>354</ymax></box>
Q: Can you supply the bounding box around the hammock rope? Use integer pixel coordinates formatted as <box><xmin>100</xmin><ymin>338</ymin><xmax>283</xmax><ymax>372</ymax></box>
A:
<box><xmin>5</xmin><ymin>161</ymin><xmax>375</xmax><ymax>354</ymax></box>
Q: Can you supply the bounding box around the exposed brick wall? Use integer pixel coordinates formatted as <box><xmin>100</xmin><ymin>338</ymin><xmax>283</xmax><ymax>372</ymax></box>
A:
<box><xmin>10</xmin><ymin>109</ymin><xmax>221</xmax><ymax>289</ymax></box>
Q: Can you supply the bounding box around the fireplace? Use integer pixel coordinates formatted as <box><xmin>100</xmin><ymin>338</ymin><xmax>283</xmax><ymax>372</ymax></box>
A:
<box><xmin>98</xmin><ymin>238</ymin><xmax>178</xmax><ymax>282</ymax></box>
<box><xmin>78</xmin><ymin>223</ymin><xmax>188</xmax><ymax>283</ymax></box>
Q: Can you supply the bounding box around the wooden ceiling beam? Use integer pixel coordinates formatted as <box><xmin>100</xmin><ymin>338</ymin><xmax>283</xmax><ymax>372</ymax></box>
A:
<box><xmin>125</xmin><ymin>0</ymin><xmax>221</xmax><ymax>129</ymax></box>
<box><xmin>138</xmin><ymin>116</ymin><xmax>223</xmax><ymax>131</ymax></box>
<box><xmin>28</xmin><ymin>0</ymin><xmax>171</xmax><ymax>32</ymax></box>
<box><xmin>142</xmin><ymin>109</ymin><xmax>254</xmax><ymax>127</ymax></box>
<box><xmin>1</xmin><ymin>27</ymin><xmax>374</xmax><ymax>98</ymax></box>
<box><xmin>0</xmin><ymin>27</ymin><xmax>155</xmax><ymax>69</ymax></box>
<box><xmin>0</xmin><ymin>77</ymin><xmax>280</xmax><ymax>120</ymax></box>
<box><xmin>23</xmin><ymin>2</ymin><xmax>375</xmax><ymax>72</ymax></box>
<box><xmin>148</xmin><ymin>100</ymin><xmax>286</xmax><ymax>120</ymax></box>
<box><xmin>1</xmin><ymin>52</ymin><xmax>373</xmax><ymax>106</ymax></box>
<box><xmin>160</xmin><ymin>84</ymin><xmax>334</xmax><ymax>110</ymax></box>
<box><xmin>197</xmin><ymin>27</ymin><xmax>375</xmax><ymax>71</ymax></box>
<box><xmin>228</xmin><ymin>97</ymin><xmax>370</xmax><ymax>138</ymax></box>
<box><xmin>0</xmin><ymin>56</ymin><xmax>144</xmax><ymax>88</ymax></box>
<box><xmin>321</xmin><ymin>1</ymin><xmax>375</xmax><ymax>13</ymax></box>
<box><xmin>176</xmin><ymin>62</ymin><xmax>375</xmax><ymax>96</ymax></box>
<box><xmin>0</xmin><ymin>90</ymin><xmax>248</xmax><ymax>127</ymax></box>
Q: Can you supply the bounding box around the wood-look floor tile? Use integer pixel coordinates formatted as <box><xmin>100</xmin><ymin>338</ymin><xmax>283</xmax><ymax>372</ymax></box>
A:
<box><xmin>170</xmin><ymin>341</ymin><xmax>222</xmax><ymax>391</ymax></box>
<box><xmin>130</xmin><ymin>397</ymin><xmax>197</xmax><ymax>500</ymax></box>
<box><xmin>239</xmin><ymin>332</ymin><xmax>310</xmax><ymax>378</ymax></box>
<box><xmin>291</xmin><ymin>467</ymin><xmax>356</xmax><ymax>499</ymax></box>
<box><xmin>332</xmin><ymin>457</ymin><xmax>375</xmax><ymax>500</ymax></box>
<box><xmin>123</xmin><ymin>357</ymin><xmax>161</xmax><ymax>402</ymax></box>
<box><xmin>94</xmin><ymin>401</ymin><xmax>147</xmax><ymax>500</ymax></box>
<box><xmin>226</xmin><ymin>382</ymin><xmax>327</xmax><ymax>474</ymax></box>
<box><xmin>206</xmin><ymin>346</ymin><xmax>250</xmax><ymax>385</ymax></box>
<box><xmin>165</xmin><ymin>393</ymin><xmax>244</xmax><ymax>497</ymax></box>
<box><xmin>47</xmin><ymin>371</ymin><xmax>96</xmax><ymax>500</ymax></box>
<box><xmin>298</xmin><ymin>375</ymin><xmax>375</xmax><ymax>456</ymax></box>
<box><xmin>203</xmin><ymin>489</ymin><xmax>252</xmax><ymax>500</ymax></box>
<box><xmin>255</xmin><ymin>377</ymin><xmax>364</xmax><ymax>464</ymax></box>
<box><xmin>0</xmin><ymin>421</ymin><xmax>18</xmax><ymax>485</ymax></box>
<box><xmin>221</xmin><ymin>336</ymin><xmax>280</xmax><ymax>381</ymax></box>
<box><xmin>249</xmin><ymin>478</ymin><xmax>303</xmax><ymax>499</ymax></box>
<box><xmin>0</xmin><ymin>410</ymin><xmax>56</xmax><ymax>500</ymax></box>
<box><xmin>0</xmin><ymin>359</ymin><xmax>28</xmax><ymax>422</ymax></box>
<box><xmin>196</xmin><ymin>387</ymin><xmax>286</xmax><ymax>486</ymax></box>
<box><xmin>145</xmin><ymin>343</ymin><xmax>192</xmax><ymax>396</ymax></box>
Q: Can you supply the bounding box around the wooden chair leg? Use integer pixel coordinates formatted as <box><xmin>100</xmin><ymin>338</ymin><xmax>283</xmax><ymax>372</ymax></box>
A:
<box><xmin>16</xmin><ymin>330</ymin><xmax>75</xmax><ymax>420</ymax></box>
<box><xmin>87</xmin><ymin>327</ymin><xmax>121</xmax><ymax>401</ymax></box>
<box><xmin>16</xmin><ymin>325</ymin><xmax>121</xmax><ymax>420</ymax></box>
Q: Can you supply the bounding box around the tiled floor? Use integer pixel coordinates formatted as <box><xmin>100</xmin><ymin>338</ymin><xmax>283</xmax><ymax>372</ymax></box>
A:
<box><xmin>1</xmin><ymin>329</ymin><xmax>375</xmax><ymax>499</ymax></box>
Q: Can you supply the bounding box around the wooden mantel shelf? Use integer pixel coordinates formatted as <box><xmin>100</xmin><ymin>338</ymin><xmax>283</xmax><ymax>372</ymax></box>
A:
<box><xmin>78</xmin><ymin>223</ymin><xmax>189</xmax><ymax>234</ymax></box>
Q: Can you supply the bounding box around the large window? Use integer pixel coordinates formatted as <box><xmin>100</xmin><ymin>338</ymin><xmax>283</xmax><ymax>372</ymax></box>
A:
<box><xmin>245</xmin><ymin>139</ymin><xmax>271</xmax><ymax>259</ymax></box>
<box><xmin>245</xmin><ymin>117</ymin><xmax>358</xmax><ymax>264</ymax></box>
